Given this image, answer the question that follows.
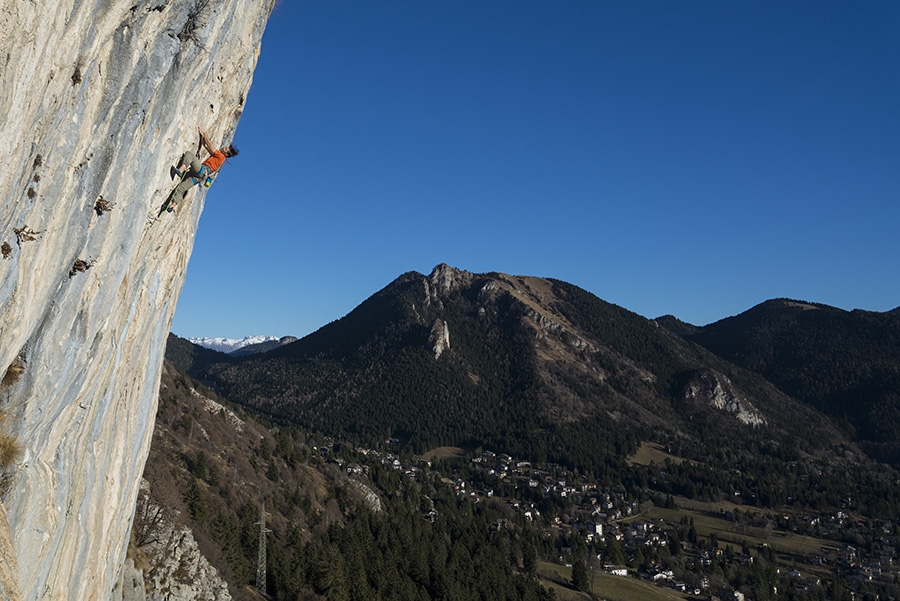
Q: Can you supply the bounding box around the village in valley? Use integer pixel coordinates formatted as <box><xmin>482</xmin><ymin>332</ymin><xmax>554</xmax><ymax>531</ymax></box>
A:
<box><xmin>323</xmin><ymin>441</ymin><xmax>899</xmax><ymax>601</ymax></box>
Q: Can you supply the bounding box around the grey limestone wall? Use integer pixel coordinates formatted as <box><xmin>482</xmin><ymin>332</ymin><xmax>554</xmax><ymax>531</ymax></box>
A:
<box><xmin>0</xmin><ymin>1</ymin><xmax>275</xmax><ymax>598</ymax></box>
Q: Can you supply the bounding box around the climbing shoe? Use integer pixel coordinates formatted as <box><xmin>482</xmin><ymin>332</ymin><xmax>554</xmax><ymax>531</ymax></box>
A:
<box><xmin>170</xmin><ymin>166</ymin><xmax>183</xmax><ymax>180</ymax></box>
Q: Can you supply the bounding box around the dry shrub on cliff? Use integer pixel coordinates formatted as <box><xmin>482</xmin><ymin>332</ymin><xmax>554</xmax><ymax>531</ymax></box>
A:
<box><xmin>179</xmin><ymin>0</ymin><xmax>211</xmax><ymax>43</ymax></box>
<box><xmin>71</xmin><ymin>56</ymin><xmax>84</xmax><ymax>85</ymax></box>
<box><xmin>0</xmin><ymin>407</ymin><xmax>21</xmax><ymax>472</ymax></box>
<box><xmin>132</xmin><ymin>485</ymin><xmax>173</xmax><ymax>549</ymax></box>
<box><xmin>94</xmin><ymin>196</ymin><xmax>114</xmax><ymax>215</ymax></box>
<box><xmin>13</xmin><ymin>226</ymin><xmax>41</xmax><ymax>244</ymax></box>
<box><xmin>69</xmin><ymin>259</ymin><xmax>93</xmax><ymax>277</ymax></box>
<box><xmin>1</xmin><ymin>360</ymin><xmax>24</xmax><ymax>388</ymax></box>
<box><xmin>1</xmin><ymin>358</ymin><xmax>25</xmax><ymax>473</ymax></box>
<box><xmin>0</xmin><ymin>433</ymin><xmax>22</xmax><ymax>471</ymax></box>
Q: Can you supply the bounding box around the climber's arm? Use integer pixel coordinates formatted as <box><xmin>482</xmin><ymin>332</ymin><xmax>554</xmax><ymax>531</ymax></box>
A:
<box><xmin>198</xmin><ymin>127</ymin><xmax>216</xmax><ymax>156</ymax></box>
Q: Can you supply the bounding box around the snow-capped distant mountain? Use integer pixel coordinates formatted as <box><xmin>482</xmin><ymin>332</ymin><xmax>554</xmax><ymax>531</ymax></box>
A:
<box><xmin>188</xmin><ymin>335</ymin><xmax>279</xmax><ymax>354</ymax></box>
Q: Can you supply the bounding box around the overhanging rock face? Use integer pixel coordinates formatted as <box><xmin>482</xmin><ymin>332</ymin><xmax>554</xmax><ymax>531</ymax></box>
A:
<box><xmin>0</xmin><ymin>1</ymin><xmax>275</xmax><ymax>598</ymax></box>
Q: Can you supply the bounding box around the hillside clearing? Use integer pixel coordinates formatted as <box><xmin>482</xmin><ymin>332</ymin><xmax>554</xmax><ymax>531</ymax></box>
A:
<box><xmin>626</xmin><ymin>441</ymin><xmax>687</xmax><ymax>467</ymax></box>
<box><xmin>420</xmin><ymin>446</ymin><xmax>466</xmax><ymax>461</ymax></box>
<box><xmin>636</xmin><ymin>505</ymin><xmax>842</xmax><ymax>565</ymax></box>
<box><xmin>538</xmin><ymin>561</ymin><xmax>689</xmax><ymax>601</ymax></box>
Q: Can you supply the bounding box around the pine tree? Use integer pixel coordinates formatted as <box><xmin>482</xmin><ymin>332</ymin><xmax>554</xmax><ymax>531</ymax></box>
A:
<box><xmin>523</xmin><ymin>543</ymin><xmax>538</xmax><ymax>576</ymax></box>
<box><xmin>183</xmin><ymin>476</ymin><xmax>207</xmax><ymax>524</ymax></box>
<box><xmin>571</xmin><ymin>559</ymin><xmax>589</xmax><ymax>591</ymax></box>
<box><xmin>605</xmin><ymin>537</ymin><xmax>625</xmax><ymax>565</ymax></box>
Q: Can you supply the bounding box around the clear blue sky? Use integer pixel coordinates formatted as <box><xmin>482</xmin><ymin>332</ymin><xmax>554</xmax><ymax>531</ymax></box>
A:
<box><xmin>171</xmin><ymin>1</ymin><xmax>899</xmax><ymax>340</ymax></box>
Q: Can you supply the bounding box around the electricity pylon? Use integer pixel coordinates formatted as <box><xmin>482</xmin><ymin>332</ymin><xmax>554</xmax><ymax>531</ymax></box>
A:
<box><xmin>255</xmin><ymin>500</ymin><xmax>271</xmax><ymax>595</ymax></box>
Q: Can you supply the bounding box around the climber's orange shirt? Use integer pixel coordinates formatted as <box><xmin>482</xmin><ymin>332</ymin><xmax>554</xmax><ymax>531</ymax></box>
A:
<box><xmin>202</xmin><ymin>150</ymin><xmax>226</xmax><ymax>173</ymax></box>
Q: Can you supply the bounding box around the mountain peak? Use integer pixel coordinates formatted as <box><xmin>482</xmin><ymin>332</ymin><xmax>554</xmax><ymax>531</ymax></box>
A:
<box><xmin>188</xmin><ymin>335</ymin><xmax>280</xmax><ymax>354</ymax></box>
<box><xmin>428</xmin><ymin>263</ymin><xmax>471</xmax><ymax>295</ymax></box>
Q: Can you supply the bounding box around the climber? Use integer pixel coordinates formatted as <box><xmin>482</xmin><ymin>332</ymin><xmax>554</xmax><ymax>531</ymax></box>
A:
<box><xmin>166</xmin><ymin>127</ymin><xmax>239</xmax><ymax>209</ymax></box>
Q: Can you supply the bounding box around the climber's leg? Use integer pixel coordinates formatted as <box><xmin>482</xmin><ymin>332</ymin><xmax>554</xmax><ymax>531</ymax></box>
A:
<box><xmin>171</xmin><ymin>151</ymin><xmax>203</xmax><ymax>180</ymax></box>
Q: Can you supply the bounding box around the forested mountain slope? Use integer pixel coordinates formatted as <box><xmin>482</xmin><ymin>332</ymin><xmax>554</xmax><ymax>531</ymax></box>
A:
<box><xmin>191</xmin><ymin>265</ymin><xmax>847</xmax><ymax>477</ymax></box>
<box><xmin>136</xmin><ymin>357</ymin><xmax>554</xmax><ymax>600</ymax></box>
<box><xmin>666</xmin><ymin>299</ymin><xmax>900</xmax><ymax>465</ymax></box>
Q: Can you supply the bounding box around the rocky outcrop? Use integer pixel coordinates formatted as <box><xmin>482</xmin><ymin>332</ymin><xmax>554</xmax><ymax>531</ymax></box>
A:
<box><xmin>348</xmin><ymin>479</ymin><xmax>383</xmax><ymax>514</ymax></box>
<box><xmin>684</xmin><ymin>370</ymin><xmax>767</xmax><ymax>427</ymax></box>
<box><xmin>0</xmin><ymin>1</ymin><xmax>274</xmax><ymax>598</ymax></box>
<box><xmin>113</xmin><ymin>538</ymin><xmax>229</xmax><ymax>601</ymax></box>
<box><xmin>111</xmin><ymin>560</ymin><xmax>147</xmax><ymax>601</ymax></box>
<box><xmin>112</xmin><ymin>484</ymin><xmax>230</xmax><ymax>601</ymax></box>
<box><xmin>193</xmin><ymin>387</ymin><xmax>246</xmax><ymax>433</ymax></box>
<box><xmin>423</xmin><ymin>263</ymin><xmax>473</xmax><ymax>309</ymax></box>
<box><xmin>429</xmin><ymin>318</ymin><xmax>451</xmax><ymax>359</ymax></box>
<box><xmin>429</xmin><ymin>263</ymin><xmax>468</xmax><ymax>295</ymax></box>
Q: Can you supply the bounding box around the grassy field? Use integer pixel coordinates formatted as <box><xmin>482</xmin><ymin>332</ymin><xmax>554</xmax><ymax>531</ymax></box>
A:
<box><xmin>630</xmin><ymin>504</ymin><xmax>840</xmax><ymax>583</ymax></box>
<box><xmin>537</xmin><ymin>561</ymin><xmax>689</xmax><ymax>601</ymax></box>
<box><xmin>640</xmin><ymin>505</ymin><xmax>840</xmax><ymax>558</ymax></box>
<box><xmin>420</xmin><ymin>446</ymin><xmax>466</xmax><ymax>461</ymax></box>
<box><xmin>626</xmin><ymin>442</ymin><xmax>688</xmax><ymax>467</ymax></box>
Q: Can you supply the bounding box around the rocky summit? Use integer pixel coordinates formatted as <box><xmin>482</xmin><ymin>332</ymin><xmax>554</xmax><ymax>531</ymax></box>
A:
<box><xmin>0</xmin><ymin>1</ymin><xmax>274</xmax><ymax>598</ymax></box>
